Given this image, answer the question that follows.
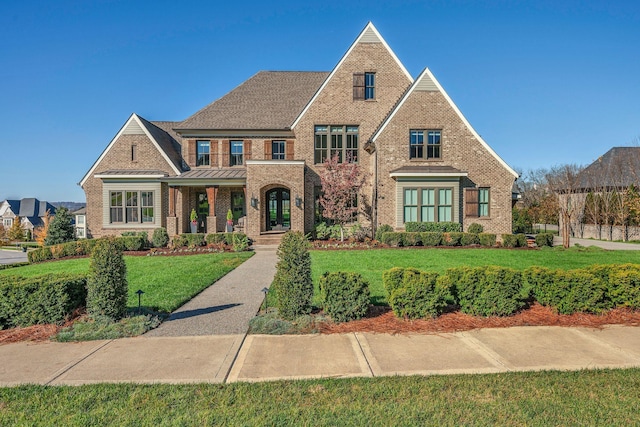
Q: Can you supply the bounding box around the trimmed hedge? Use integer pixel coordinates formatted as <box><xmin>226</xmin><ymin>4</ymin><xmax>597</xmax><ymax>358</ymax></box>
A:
<box><xmin>0</xmin><ymin>274</ymin><xmax>87</xmax><ymax>328</ymax></box>
<box><xmin>502</xmin><ymin>233</ymin><xmax>527</xmax><ymax>248</ymax></box>
<box><xmin>374</xmin><ymin>224</ymin><xmax>393</xmax><ymax>242</ymax></box>
<box><xmin>383</xmin><ymin>268</ymin><xmax>451</xmax><ymax>319</ymax></box>
<box><xmin>27</xmin><ymin>236</ymin><xmax>147</xmax><ymax>264</ymax></box>
<box><xmin>405</xmin><ymin>222</ymin><xmax>462</xmax><ymax>232</ymax></box>
<box><xmin>319</xmin><ymin>272</ymin><xmax>370</xmax><ymax>322</ymax></box>
<box><xmin>478</xmin><ymin>233</ymin><xmax>497</xmax><ymax>247</ymax></box>
<box><xmin>379</xmin><ymin>231</ymin><xmax>495</xmax><ymax>247</ymax></box>
<box><xmin>535</xmin><ymin>233</ymin><xmax>554</xmax><ymax>247</ymax></box>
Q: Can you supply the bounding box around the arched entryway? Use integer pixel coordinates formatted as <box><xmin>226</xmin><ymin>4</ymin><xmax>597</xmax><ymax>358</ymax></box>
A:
<box><xmin>265</xmin><ymin>187</ymin><xmax>290</xmax><ymax>231</ymax></box>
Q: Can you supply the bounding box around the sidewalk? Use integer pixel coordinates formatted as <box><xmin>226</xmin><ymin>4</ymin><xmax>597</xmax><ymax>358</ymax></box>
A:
<box><xmin>2</xmin><ymin>325</ymin><xmax>639</xmax><ymax>386</ymax></box>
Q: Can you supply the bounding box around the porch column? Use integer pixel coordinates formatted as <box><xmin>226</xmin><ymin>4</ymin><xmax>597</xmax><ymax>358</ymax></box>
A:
<box><xmin>166</xmin><ymin>187</ymin><xmax>178</xmax><ymax>236</ymax></box>
<box><xmin>206</xmin><ymin>186</ymin><xmax>218</xmax><ymax>233</ymax></box>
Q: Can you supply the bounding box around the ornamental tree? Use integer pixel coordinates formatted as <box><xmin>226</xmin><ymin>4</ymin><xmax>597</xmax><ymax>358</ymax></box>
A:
<box><xmin>7</xmin><ymin>217</ymin><xmax>25</xmax><ymax>242</ymax></box>
<box><xmin>319</xmin><ymin>154</ymin><xmax>366</xmax><ymax>241</ymax></box>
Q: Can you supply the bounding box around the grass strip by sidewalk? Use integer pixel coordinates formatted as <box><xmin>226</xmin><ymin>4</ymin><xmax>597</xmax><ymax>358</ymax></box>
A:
<box><xmin>0</xmin><ymin>252</ymin><xmax>253</xmax><ymax>313</ymax></box>
<box><xmin>310</xmin><ymin>247</ymin><xmax>640</xmax><ymax>304</ymax></box>
<box><xmin>1</xmin><ymin>369</ymin><xmax>639</xmax><ymax>425</ymax></box>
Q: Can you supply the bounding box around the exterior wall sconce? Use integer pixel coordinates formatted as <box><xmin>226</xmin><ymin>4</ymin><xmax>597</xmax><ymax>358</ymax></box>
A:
<box><xmin>295</xmin><ymin>195</ymin><xmax>303</xmax><ymax>208</ymax></box>
<box><xmin>250</xmin><ymin>197</ymin><xmax>259</xmax><ymax>208</ymax></box>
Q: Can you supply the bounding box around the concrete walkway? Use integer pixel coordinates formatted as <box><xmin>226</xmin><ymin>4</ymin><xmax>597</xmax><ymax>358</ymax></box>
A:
<box><xmin>145</xmin><ymin>248</ymin><xmax>277</xmax><ymax>337</ymax></box>
<box><xmin>1</xmin><ymin>325</ymin><xmax>639</xmax><ymax>386</ymax></box>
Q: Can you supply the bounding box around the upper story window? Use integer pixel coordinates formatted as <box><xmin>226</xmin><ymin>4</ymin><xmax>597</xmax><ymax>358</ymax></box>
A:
<box><xmin>230</xmin><ymin>140</ymin><xmax>243</xmax><ymax>166</ymax></box>
<box><xmin>272</xmin><ymin>140</ymin><xmax>285</xmax><ymax>160</ymax></box>
<box><xmin>315</xmin><ymin>125</ymin><xmax>358</xmax><ymax>164</ymax></box>
<box><xmin>353</xmin><ymin>72</ymin><xmax>375</xmax><ymax>100</ymax></box>
<box><xmin>3</xmin><ymin>218</ymin><xmax>13</xmax><ymax>227</ymax></box>
<box><xmin>196</xmin><ymin>141</ymin><xmax>210</xmax><ymax>166</ymax></box>
<box><xmin>410</xmin><ymin>130</ymin><xmax>441</xmax><ymax>160</ymax></box>
<box><xmin>131</xmin><ymin>144</ymin><xmax>138</xmax><ymax>162</ymax></box>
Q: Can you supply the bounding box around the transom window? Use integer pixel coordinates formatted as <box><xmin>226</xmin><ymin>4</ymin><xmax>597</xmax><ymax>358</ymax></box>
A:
<box><xmin>403</xmin><ymin>187</ymin><xmax>452</xmax><ymax>223</ymax></box>
<box><xmin>272</xmin><ymin>140</ymin><xmax>285</xmax><ymax>160</ymax></box>
<box><xmin>314</xmin><ymin>125</ymin><xmax>358</xmax><ymax>164</ymax></box>
<box><xmin>410</xmin><ymin>130</ymin><xmax>441</xmax><ymax>159</ymax></box>
<box><xmin>196</xmin><ymin>141</ymin><xmax>210</xmax><ymax>166</ymax></box>
<box><xmin>230</xmin><ymin>140</ymin><xmax>243</xmax><ymax>166</ymax></box>
<box><xmin>110</xmin><ymin>191</ymin><xmax>154</xmax><ymax>224</ymax></box>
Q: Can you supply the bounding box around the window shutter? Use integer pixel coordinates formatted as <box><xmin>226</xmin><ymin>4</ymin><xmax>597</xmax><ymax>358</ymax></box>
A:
<box><xmin>221</xmin><ymin>140</ymin><xmax>230</xmax><ymax>166</ymax></box>
<box><xmin>187</xmin><ymin>139</ymin><xmax>196</xmax><ymax>166</ymax></box>
<box><xmin>264</xmin><ymin>140</ymin><xmax>272</xmax><ymax>159</ymax></box>
<box><xmin>244</xmin><ymin>140</ymin><xmax>252</xmax><ymax>161</ymax></box>
<box><xmin>465</xmin><ymin>188</ymin><xmax>479</xmax><ymax>218</ymax></box>
<box><xmin>285</xmin><ymin>139</ymin><xmax>295</xmax><ymax>160</ymax></box>
<box><xmin>353</xmin><ymin>73</ymin><xmax>365</xmax><ymax>100</ymax></box>
<box><xmin>211</xmin><ymin>140</ymin><xmax>219</xmax><ymax>167</ymax></box>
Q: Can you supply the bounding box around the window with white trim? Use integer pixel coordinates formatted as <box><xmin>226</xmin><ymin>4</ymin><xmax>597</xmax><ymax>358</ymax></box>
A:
<box><xmin>110</xmin><ymin>190</ymin><xmax>154</xmax><ymax>224</ymax></box>
<box><xmin>403</xmin><ymin>187</ymin><xmax>452</xmax><ymax>223</ymax></box>
<box><xmin>3</xmin><ymin>218</ymin><xmax>13</xmax><ymax>227</ymax></box>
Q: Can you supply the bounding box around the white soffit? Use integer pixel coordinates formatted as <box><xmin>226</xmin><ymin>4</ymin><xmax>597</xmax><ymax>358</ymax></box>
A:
<box><xmin>291</xmin><ymin>22</ymin><xmax>413</xmax><ymax>129</ymax></box>
<box><xmin>79</xmin><ymin>113</ymin><xmax>181</xmax><ymax>187</ymax></box>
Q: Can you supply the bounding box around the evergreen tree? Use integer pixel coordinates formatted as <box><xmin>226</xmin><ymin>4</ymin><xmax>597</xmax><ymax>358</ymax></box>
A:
<box><xmin>87</xmin><ymin>238</ymin><xmax>128</xmax><ymax>320</ymax></box>
<box><xmin>272</xmin><ymin>231</ymin><xmax>313</xmax><ymax>320</ymax></box>
<box><xmin>45</xmin><ymin>207</ymin><xmax>75</xmax><ymax>245</ymax></box>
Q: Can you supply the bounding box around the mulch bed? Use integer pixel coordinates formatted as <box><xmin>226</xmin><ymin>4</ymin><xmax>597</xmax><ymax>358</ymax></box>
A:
<box><xmin>0</xmin><ymin>310</ymin><xmax>85</xmax><ymax>345</ymax></box>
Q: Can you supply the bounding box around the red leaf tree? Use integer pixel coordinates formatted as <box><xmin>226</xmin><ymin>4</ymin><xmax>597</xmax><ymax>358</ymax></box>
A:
<box><xmin>319</xmin><ymin>154</ymin><xmax>366</xmax><ymax>241</ymax></box>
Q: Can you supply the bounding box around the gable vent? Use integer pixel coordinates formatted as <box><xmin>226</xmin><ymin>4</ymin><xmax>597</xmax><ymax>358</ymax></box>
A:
<box><xmin>415</xmin><ymin>74</ymin><xmax>439</xmax><ymax>92</ymax></box>
<box><xmin>122</xmin><ymin>120</ymin><xmax>145</xmax><ymax>135</ymax></box>
<box><xmin>360</xmin><ymin>26</ymin><xmax>381</xmax><ymax>43</ymax></box>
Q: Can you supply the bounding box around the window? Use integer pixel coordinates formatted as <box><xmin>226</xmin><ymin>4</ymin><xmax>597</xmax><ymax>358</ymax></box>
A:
<box><xmin>3</xmin><ymin>218</ymin><xmax>13</xmax><ymax>227</ymax></box>
<box><xmin>272</xmin><ymin>140</ymin><xmax>285</xmax><ymax>160</ymax></box>
<box><xmin>365</xmin><ymin>72</ymin><xmax>375</xmax><ymax>100</ymax></box>
<box><xmin>410</xmin><ymin>130</ymin><xmax>441</xmax><ymax>159</ymax></box>
<box><xmin>230</xmin><ymin>140</ymin><xmax>243</xmax><ymax>166</ymax></box>
<box><xmin>479</xmin><ymin>188</ymin><xmax>490</xmax><ymax>217</ymax></box>
<box><xmin>403</xmin><ymin>187</ymin><xmax>453</xmax><ymax>223</ymax></box>
<box><xmin>231</xmin><ymin>191</ymin><xmax>245</xmax><ymax>221</ymax></box>
<box><xmin>110</xmin><ymin>190</ymin><xmax>154</xmax><ymax>224</ymax></box>
<box><xmin>196</xmin><ymin>141</ymin><xmax>210</xmax><ymax>166</ymax></box>
<box><xmin>314</xmin><ymin>125</ymin><xmax>358</xmax><ymax>164</ymax></box>
<box><xmin>131</xmin><ymin>144</ymin><xmax>137</xmax><ymax>162</ymax></box>
<box><xmin>76</xmin><ymin>215</ymin><xmax>85</xmax><ymax>226</ymax></box>
<box><xmin>76</xmin><ymin>227</ymin><xmax>85</xmax><ymax>239</ymax></box>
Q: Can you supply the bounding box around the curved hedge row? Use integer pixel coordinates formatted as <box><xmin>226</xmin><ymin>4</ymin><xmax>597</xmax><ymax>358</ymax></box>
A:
<box><xmin>28</xmin><ymin>236</ymin><xmax>147</xmax><ymax>263</ymax></box>
<box><xmin>383</xmin><ymin>263</ymin><xmax>640</xmax><ymax>319</ymax></box>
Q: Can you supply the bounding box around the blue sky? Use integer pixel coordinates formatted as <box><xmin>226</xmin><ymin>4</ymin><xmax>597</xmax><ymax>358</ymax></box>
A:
<box><xmin>1</xmin><ymin>0</ymin><xmax>639</xmax><ymax>202</ymax></box>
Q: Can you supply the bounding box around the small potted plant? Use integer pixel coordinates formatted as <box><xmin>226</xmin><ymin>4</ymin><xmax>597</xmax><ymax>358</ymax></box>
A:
<box><xmin>190</xmin><ymin>209</ymin><xmax>198</xmax><ymax>233</ymax></box>
<box><xmin>226</xmin><ymin>209</ymin><xmax>234</xmax><ymax>233</ymax></box>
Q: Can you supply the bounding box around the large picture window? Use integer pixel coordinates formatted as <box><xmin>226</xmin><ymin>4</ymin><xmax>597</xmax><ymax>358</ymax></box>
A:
<box><xmin>410</xmin><ymin>130</ymin><xmax>441</xmax><ymax>159</ymax></box>
<box><xmin>315</xmin><ymin>125</ymin><xmax>358</xmax><ymax>164</ymax></box>
<box><xmin>110</xmin><ymin>190</ymin><xmax>154</xmax><ymax>224</ymax></box>
<box><xmin>403</xmin><ymin>187</ymin><xmax>453</xmax><ymax>223</ymax></box>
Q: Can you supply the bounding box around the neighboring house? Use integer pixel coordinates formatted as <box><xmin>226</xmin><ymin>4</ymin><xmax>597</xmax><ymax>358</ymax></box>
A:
<box><xmin>80</xmin><ymin>22</ymin><xmax>518</xmax><ymax>241</ymax></box>
<box><xmin>72</xmin><ymin>207</ymin><xmax>87</xmax><ymax>239</ymax></box>
<box><xmin>0</xmin><ymin>198</ymin><xmax>56</xmax><ymax>234</ymax></box>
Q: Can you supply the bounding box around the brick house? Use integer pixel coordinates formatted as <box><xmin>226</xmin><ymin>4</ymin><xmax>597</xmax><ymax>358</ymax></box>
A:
<box><xmin>80</xmin><ymin>22</ymin><xmax>518</xmax><ymax>241</ymax></box>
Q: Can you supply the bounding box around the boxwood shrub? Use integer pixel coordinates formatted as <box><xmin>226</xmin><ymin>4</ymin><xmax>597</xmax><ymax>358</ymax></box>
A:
<box><xmin>319</xmin><ymin>272</ymin><xmax>370</xmax><ymax>322</ymax></box>
<box><xmin>386</xmin><ymin>269</ymin><xmax>452</xmax><ymax>319</ymax></box>
<box><xmin>380</xmin><ymin>232</ymin><xmax>404</xmax><ymax>247</ymax></box>
<box><xmin>478</xmin><ymin>233</ymin><xmax>497</xmax><ymax>247</ymax></box>
<box><xmin>0</xmin><ymin>273</ymin><xmax>87</xmax><ymax>328</ymax></box>
<box><xmin>420</xmin><ymin>232</ymin><xmax>443</xmax><ymax>246</ymax></box>
<box><xmin>502</xmin><ymin>233</ymin><xmax>527</xmax><ymax>248</ymax></box>
<box><xmin>374</xmin><ymin>224</ymin><xmax>393</xmax><ymax>242</ymax></box>
<box><xmin>405</xmin><ymin>222</ymin><xmax>462</xmax><ymax>232</ymax></box>
<box><xmin>535</xmin><ymin>233</ymin><xmax>554</xmax><ymax>247</ymax></box>
<box><xmin>460</xmin><ymin>233</ymin><xmax>480</xmax><ymax>246</ymax></box>
<box><xmin>442</xmin><ymin>232</ymin><xmax>464</xmax><ymax>246</ymax></box>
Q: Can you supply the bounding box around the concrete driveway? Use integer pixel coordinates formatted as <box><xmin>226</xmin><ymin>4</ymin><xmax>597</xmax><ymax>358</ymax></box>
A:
<box><xmin>555</xmin><ymin>236</ymin><xmax>640</xmax><ymax>250</ymax></box>
<box><xmin>0</xmin><ymin>249</ymin><xmax>28</xmax><ymax>265</ymax></box>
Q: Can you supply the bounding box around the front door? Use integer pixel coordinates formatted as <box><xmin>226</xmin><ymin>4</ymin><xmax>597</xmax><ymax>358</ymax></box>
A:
<box><xmin>196</xmin><ymin>192</ymin><xmax>209</xmax><ymax>233</ymax></box>
<box><xmin>266</xmin><ymin>188</ymin><xmax>290</xmax><ymax>231</ymax></box>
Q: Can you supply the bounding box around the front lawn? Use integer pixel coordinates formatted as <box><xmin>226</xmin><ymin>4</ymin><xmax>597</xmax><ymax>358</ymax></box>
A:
<box><xmin>311</xmin><ymin>247</ymin><xmax>640</xmax><ymax>304</ymax></box>
<box><xmin>1</xmin><ymin>369</ymin><xmax>640</xmax><ymax>425</ymax></box>
<box><xmin>0</xmin><ymin>253</ymin><xmax>253</xmax><ymax>313</ymax></box>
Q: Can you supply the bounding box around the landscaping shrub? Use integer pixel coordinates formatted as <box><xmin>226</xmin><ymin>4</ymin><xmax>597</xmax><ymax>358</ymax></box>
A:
<box><xmin>442</xmin><ymin>232</ymin><xmax>464</xmax><ymax>246</ymax></box>
<box><xmin>451</xmin><ymin>266</ymin><xmax>526</xmax><ymax>316</ymax></box>
<box><xmin>535</xmin><ymin>233</ymin><xmax>554</xmax><ymax>248</ymax></box>
<box><xmin>272</xmin><ymin>231</ymin><xmax>313</xmax><ymax>320</ymax></box>
<box><xmin>375</xmin><ymin>224</ymin><xmax>393</xmax><ymax>242</ymax></box>
<box><xmin>232</xmin><ymin>233</ymin><xmax>249</xmax><ymax>252</ymax></box>
<box><xmin>502</xmin><ymin>234</ymin><xmax>527</xmax><ymax>248</ymax></box>
<box><xmin>319</xmin><ymin>272</ymin><xmax>370</xmax><ymax>322</ymax></box>
<box><xmin>523</xmin><ymin>266</ymin><xmax>610</xmax><ymax>314</ymax></box>
<box><xmin>152</xmin><ymin>227</ymin><xmax>170</xmax><ymax>248</ymax></box>
<box><xmin>0</xmin><ymin>273</ymin><xmax>87</xmax><ymax>328</ymax></box>
<box><xmin>420</xmin><ymin>232</ymin><xmax>443</xmax><ymax>246</ymax></box>
<box><xmin>314</xmin><ymin>222</ymin><xmax>341</xmax><ymax>240</ymax></box>
<box><xmin>172</xmin><ymin>233</ymin><xmax>205</xmax><ymax>248</ymax></box>
<box><xmin>380</xmin><ymin>232</ymin><xmax>403</xmax><ymax>247</ymax></box>
<box><xmin>607</xmin><ymin>266</ymin><xmax>640</xmax><ymax>309</ymax></box>
<box><xmin>460</xmin><ymin>233</ymin><xmax>480</xmax><ymax>246</ymax></box>
<box><xmin>115</xmin><ymin>236</ymin><xmax>146</xmax><ymax>251</ymax></box>
<box><xmin>468</xmin><ymin>223</ymin><xmax>484</xmax><ymax>234</ymax></box>
<box><xmin>401</xmin><ymin>232</ymin><xmax>422</xmax><ymax>247</ymax></box>
<box><xmin>28</xmin><ymin>246</ymin><xmax>53</xmax><ymax>263</ymax></box>
<box><xmin>478</xmin><ymin>233</ymin><xmax>497</xmax><ymax>247</ymax></box>
<box><xmin>405</xmin><ymin>222</ymin><xmax>462</xmax><ymax>233</ymax></box>
<box><xmin>86</xmin><ymin>238</ymin><xmax>128</xmax><ymax>320</ymax></box>
<box><xmin>386</xmin><ymin>268</ymin><xmax>451</xmax><ymax>319</ymax></box>
<box><xmin>382</xmin><ymin>267</ymin><xmax>413</xmax><ymax>295</ymax></box>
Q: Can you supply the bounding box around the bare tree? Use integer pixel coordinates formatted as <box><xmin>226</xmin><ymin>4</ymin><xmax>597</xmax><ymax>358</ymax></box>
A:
<box><xmin>546</xmin><ymin>164</ymin><xmax>585</xmax><ymax>248</ymax></box>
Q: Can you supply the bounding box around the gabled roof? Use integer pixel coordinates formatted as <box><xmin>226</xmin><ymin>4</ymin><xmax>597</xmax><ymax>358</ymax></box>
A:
<box><xmin>291</xmin><ymin>22</ymin><xmax>413</xmax><ymax>129</ymax></box>
<box><xmin>371</xmin><ymin>68</ymin><xmax>519</xmax><ymax>179</ymax></box>
<box><xmin>138</xmin><ymin>118</ymin><xmax>184</xmax><ymax>172</ymax></box>
<box><xmin>577</xmin><ymin>147</ymin><xmax>640</xmax><ymax>189</ymax></box>
<box><xmin>177</xmin><ymin>71</ymin><xmax>329</xmax><ymax>131</ymax></box>
<box><xmin>79</xmin><ymin>113</ymin><xmax>183</xmax><ymax>187</ymax></box>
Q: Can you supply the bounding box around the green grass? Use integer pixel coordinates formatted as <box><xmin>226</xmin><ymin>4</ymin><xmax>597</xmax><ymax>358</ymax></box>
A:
<box><xmin>311</xmin><ymin>246</ymin><xmax>640</xmax><ymax>304</ymax></box>
<box><xmin>1</xmin><ymin>369</ymin><xmax>640</xmax><ymax>425</ymax></box>
<box><xmin>0</xmin><ymin>252</ymin><xmax>253</xmax><ymax>313</ymax></box>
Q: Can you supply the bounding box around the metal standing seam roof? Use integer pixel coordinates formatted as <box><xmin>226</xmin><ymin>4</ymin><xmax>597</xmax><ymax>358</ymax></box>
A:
<box><xmin>177</xmin><ymin>71</ymin><xmax>330</xmax><ymax>130</ymax></box>
<box><xmin>171</xmin><ymin>169</ymin><xmax>247</xmax><ymax>180</ymax></box>
<box><xmin>95</xmin><ymin>170</ymin><xmax>170</xmax><ymax>177</ymax></box>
